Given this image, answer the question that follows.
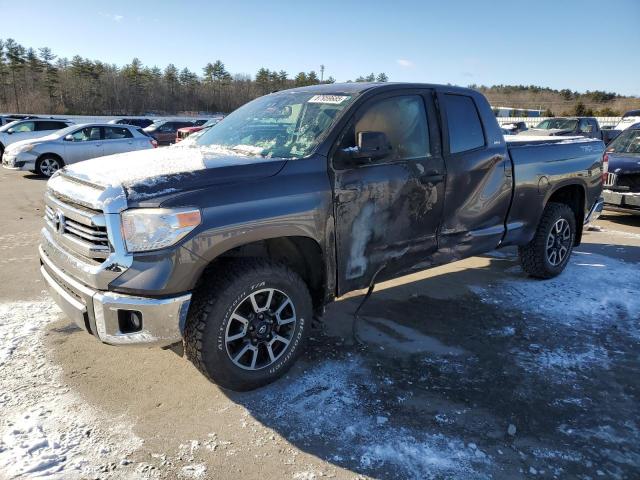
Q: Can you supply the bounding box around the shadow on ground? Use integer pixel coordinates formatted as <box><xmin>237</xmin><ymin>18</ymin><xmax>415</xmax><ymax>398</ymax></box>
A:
<box><xmin>226</xmin><ymin>250</ymin><xmax>640</xmax><ymax>480</ymax></box>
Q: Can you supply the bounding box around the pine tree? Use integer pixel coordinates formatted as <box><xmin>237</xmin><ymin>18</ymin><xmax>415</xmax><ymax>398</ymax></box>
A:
<box><xmin>376</xmin><ymin>72</ymin><xmax>388</xmax><ymax>82</ymax></box>
<box><xmin>5</xmin><ymin>38</ymin><xmax>26</xmax><ymax>111</ymax></box>
<box><xmin>39</xmin><ymin>47</ymin><xmax>58</xmax><ymax>112</ymax></box>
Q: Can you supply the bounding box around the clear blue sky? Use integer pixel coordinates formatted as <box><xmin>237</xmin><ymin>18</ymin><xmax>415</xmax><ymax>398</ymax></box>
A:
<box><xmin>1</xmin><ymin>0</ymin><xmax>638</xmax><ymax>95</ymax></box>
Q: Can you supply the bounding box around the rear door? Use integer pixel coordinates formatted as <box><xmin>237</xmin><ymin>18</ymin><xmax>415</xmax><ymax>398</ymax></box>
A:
<box><xmin>436</xmin><ymin>91</ymin><xmax>512</xmax><ymax>257</ymax></box>
<box><xmin>63</xmin><ymin>126</ymin><xmax>104</xmax><ymax>164</ymax></box>
<box><xmin>36</xmin><ymin>120</ymin><xmax>69</xmax><ymax>135</ymax></box>
<box><xmin>103</xmin><ymin>126</ymin><xmax>135</xmax><ymax>155</ymax></box>
<box><xmin>332</xmin><ymin>89</ymin><xmax>446</xmax><ymax>294</ymax></box>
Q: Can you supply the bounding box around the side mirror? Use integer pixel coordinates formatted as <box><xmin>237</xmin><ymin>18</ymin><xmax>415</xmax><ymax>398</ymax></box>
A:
<box><xmin>64</xmin><ymin>134</ymin><xmax>74</xmax><ymax>141</ymax></box>
<box><xmin>350</xmin><ymin>131</ymin><xmax>392</xmax><ymax>162</ymax></box>
<box><xmin>6</xmin><ymin>128</ymin><xmax>14</xmax><ymax>134</ymax></box>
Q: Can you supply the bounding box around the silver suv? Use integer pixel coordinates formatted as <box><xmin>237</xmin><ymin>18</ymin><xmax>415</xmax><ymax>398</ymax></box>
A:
<box><xmin>2</xmin><ymin>123</ymin><xmax>156</xmax><ymax>177</ymax></box>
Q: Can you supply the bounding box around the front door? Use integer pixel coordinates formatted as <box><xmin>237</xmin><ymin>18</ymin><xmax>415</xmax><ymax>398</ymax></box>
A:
<box><xmin>331</xmin><ymin>90</ymin><xmax>446</xmax><ymax>295</ymax></box>
<box><xmin>63</xmin><ymin>126</ymin><xmax>104</xmax><ymax>164</ymax></box>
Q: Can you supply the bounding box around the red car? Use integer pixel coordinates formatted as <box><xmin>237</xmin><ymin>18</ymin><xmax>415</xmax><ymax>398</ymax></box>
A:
<box><xmin>175</xmin><ymin>117</ymin><xmax>223</xmax><ymax>143</ymax></box>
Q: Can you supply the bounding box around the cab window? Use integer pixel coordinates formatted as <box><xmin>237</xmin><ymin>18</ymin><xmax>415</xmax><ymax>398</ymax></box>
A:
<box><xmin>337</xmin><ymin>95</ymin><xmax>430</xmax><ymax>164</ymax></box>
<box><xmin>443</xmin><ymin>94</ymin><xmax>485</xmax><ymax>154</ymax></box>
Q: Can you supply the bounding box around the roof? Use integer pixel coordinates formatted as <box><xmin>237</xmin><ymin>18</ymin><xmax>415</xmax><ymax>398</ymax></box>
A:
<box><xmin>274</xmin><ymin>82</ymin><xmax>472</xmax><ymax>96</ymax></box>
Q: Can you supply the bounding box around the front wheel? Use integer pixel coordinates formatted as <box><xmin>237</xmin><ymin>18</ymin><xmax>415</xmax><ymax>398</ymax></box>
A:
<box><xmin>518</xmin><ymin>202</ymin><xmax>576</xmax><ymax>279</ymax></box>
<box><xmin>36</xmin><ymin>155</ymin><xmax>63</xmax><ymax>177</ymax></box>
<box><xmin>184</xmin><ymin>259</ymin><xmax>312</xmax><ymax>391</ymax></box>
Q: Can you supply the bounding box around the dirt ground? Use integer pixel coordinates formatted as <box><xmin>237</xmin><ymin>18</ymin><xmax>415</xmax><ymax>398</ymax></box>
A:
<box><xmin>0</xmin><ymin>167</ymin><xmax>639</xmax><ymax>479</ymax></box>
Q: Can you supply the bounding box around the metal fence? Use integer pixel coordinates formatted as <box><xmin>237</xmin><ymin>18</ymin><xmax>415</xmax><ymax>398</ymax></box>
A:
<box><xmin>497</xmin><ymin>117</ymin><xmax>622</xmax><ymax>128</ymax></box>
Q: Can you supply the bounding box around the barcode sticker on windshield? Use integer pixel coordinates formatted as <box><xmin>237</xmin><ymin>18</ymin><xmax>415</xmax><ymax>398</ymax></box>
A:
<box><xmin>308</xmin><ymin>95</ymin><xmax>350</xmax><ymax>104</ymax></box>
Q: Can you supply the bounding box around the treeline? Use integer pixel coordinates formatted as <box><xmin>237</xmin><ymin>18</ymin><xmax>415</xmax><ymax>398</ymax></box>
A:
<box><xmin>0</xmin><ymin>38</ymin><xmax>389</xmax><ymax>115</ymax></box>
<box><xmin>471</xmin><ymin>84</ymin><xmax>640</xmax><ymax>117</ymax></box>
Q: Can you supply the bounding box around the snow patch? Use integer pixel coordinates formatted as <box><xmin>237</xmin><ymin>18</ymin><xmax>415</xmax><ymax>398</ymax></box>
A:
<box><xmin>0</xmin><ymin>299</ymin><xmax>144</xmax><ymax>479</ymax></box>
<box><xmin>245</xmin><ymin>358</ymin><xmax>491</xmax><ymax>479</ymax></box>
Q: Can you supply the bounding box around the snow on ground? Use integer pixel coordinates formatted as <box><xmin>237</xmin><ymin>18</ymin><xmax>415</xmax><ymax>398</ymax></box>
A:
<box><xmin>241</xmin><ymin>357</ymin><xmax>492</xmax><ymax>480</ymax></box>
<box><xmin>0</xmin><ymin>299</ymin><xmax>145</xmax><ymax>479</ymax></box>
<box><xmin>472</xmin><ymin>250</ymin><xmax>640</xmax><ymax>336</ymax></box>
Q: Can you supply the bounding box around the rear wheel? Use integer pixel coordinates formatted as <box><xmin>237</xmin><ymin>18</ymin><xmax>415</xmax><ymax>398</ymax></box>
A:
<box><xmin>518</xmin><ymin>202</ymin><xmax>576</xmax><ymax>279</ymax></box>
<box><xmin>184</xmin><ymin>259</ymin><xmax>312</xmax><ymax>391</ymax></box>
<box><xmin>36</xmin><ymin>155</ymin><xmax>62</xmax><ymax>177</ymax></box>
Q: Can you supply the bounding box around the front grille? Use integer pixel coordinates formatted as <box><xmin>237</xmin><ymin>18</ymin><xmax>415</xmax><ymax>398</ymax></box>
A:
<box><xmin>44</xmin><ymin>195</ymin><xmax>111</xmax><ymax>263</ymax></box>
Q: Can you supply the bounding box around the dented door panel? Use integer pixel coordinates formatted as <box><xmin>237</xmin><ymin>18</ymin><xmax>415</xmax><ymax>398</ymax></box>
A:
<box><xmin>332</xmin><ymin>90</ymin><xmax>445</xmax><ymax>295</ymax></box>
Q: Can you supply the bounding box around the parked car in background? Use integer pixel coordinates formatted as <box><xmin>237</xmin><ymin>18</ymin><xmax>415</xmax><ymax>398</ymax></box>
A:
<box><xmin>2</xmin><ymin>123</ymin><xmax>155</xmax><ymax>177</ymax></box>
<box><xmin>614</xmin><ymin>110</ymin><xmax>640</xmax><ymax>132</ymax></box>
<box><xmin>144</xmin><ymin>120</ymin><xmax>198</xmax><ymax>145</ymax></box>
<box><xmin>38</xmin><ymin>82</ymin><xmax>604</xmax><ymax>391</ymax></box>
<box><xmin>0</xmin><ymin>114</ymin><xmax>41</xmax><ymax>126</ymax></box>
<box><xmin>108</xmin><ymin>118</ymin><xmax>155</xmax><ymax>129</ymax></box>
<box><xmin>602</xmin><ymin>126</ymin><xmax>640</xmax><ymax>214</ymax></box>
<box><xmin>519</xmin><ymin>117</ymin><xmax>602</xmax><ymax>139</ymax></box>
<box><xmin>500</xmin><ymin>121</ymin><xmax>528</xmax><ymax>134</ymax></box>
<box><xmin>518</xmin><ymin>116</ymin><xmax>619</xmax><ymax>143</ymax></box>
<box><xmin>0</xmin><ymin>118</ymin><xmax>73</xmax><ymax>159</ymax></box>
<box><xmin>175</xmin><ymin>117</ymin><xmax>224</xmax><ymax>143</ymax></box>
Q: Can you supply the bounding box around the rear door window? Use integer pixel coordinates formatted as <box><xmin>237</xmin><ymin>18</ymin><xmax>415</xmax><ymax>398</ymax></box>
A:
<box><xmin>36</xmin><ymin>121</ymin><xmax>68</xmax><ymax>131</ymax></box>
<box><xmin>105</xmin><ymin>126</ymin><xmax>133</xmax><ymax>139</ymax></box>
<box><xmin>443</xmin><ymin>94</ymin><xmax>485</xmax><ymax>154</ymax></box>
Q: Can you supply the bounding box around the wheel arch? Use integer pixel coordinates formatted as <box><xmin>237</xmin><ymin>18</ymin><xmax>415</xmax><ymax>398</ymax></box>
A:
<box><xmin>36</xmin><ymin>152</ymin><xmax>65</xmax><ymax>166</ymax></box>
<box><xmin>544</xmin><ymin>182</ymin><xmax>586</xmax><ymax>245</ymax></box>
<box><xmin>192</xmin><ymin>233</ymin><xmax>330</xmax><ymax>313</ymax></box>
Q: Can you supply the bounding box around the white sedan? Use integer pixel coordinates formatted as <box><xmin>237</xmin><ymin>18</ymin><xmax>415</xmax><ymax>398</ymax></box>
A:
<box><xmin>1</xmin><ymin>123</ymin><xmax>157</xmax><ymax>177</ymax></box>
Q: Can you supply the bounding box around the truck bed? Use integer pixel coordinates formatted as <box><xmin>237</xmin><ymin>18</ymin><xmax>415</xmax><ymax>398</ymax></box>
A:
<box><xmin>502</xmin><ymin>135</ymin><xmax>604</xmax><ymax>247</ymax></box>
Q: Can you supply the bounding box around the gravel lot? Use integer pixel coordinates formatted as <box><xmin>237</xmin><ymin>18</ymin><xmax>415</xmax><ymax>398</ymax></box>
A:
<box><xmin>0</xmin><ymin>167</ymin><xmax>639</xmax><ymax>479</ymax></box>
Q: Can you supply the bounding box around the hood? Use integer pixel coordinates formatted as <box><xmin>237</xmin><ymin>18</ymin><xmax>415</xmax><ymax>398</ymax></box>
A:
<box><xmin>5</xmin><ymin>133</ymin><xmax>59</xmax><ymax>151</ymax></box>
<box><xmin>63</xmin><ymin>145</ymin><xmax>287</xmax><ymax>202</ymax></box>
<box><xmin>518</xmin><ymin>128</ymin><xmax>574</xmax><ymax>136</ymax></box>
<box><xmin>606</xmin><ymin>152</ymin><xmax>640</xmax><ymax>175</ymax></box>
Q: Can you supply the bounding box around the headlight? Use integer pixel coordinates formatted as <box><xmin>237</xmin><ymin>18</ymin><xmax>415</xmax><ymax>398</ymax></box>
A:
<box><xmin>12</xmin><ymin>144</ymin><xmax>36</xmax><ymax>154</ymax></box>
<box><xmin>121</xmin><ymin>208</ymin><xmax>201</xmax><ymax>252</ymax></box>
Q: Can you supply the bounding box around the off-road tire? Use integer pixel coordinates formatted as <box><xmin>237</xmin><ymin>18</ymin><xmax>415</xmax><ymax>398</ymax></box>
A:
<box><xmin>184</xmin><ymin>258</ymin><xmax>312</xmax><ymax>391</ymax></box>
<box><xmin>518</xmin><ymin>202</ymin><xmax>576</xmax><ymax>279</ymax></box>
<box><xmin>36</xmin><ymin>155</ymin><xmax>63</xmax><ymax>177</ymax></box>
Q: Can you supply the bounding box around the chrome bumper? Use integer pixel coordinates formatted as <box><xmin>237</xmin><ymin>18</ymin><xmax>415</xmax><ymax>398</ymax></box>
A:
<box><xmin>40</xmin><ymin>245</ymin><xmax>191</xmax><ymax>346</ymax></box>
<box><xmin>585</xmin><ymin>196</ymin><xmax>605</xmax><ymax>224</ymax></box>
<box><xmin>603</xmin><ymin>189</ymin><xmax>640</xmax><ymax>211</ymax></box>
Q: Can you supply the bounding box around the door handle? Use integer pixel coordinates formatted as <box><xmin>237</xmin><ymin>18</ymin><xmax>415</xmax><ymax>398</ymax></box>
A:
<box><xmin>419</xmin><ymin>173</ymin><xmax>445</xmax><ymax>184</ymax></box>
<box><xmin>336</xmin><ymin>183</ymin><xmax>362</xmax><ymax>203</ymax></box>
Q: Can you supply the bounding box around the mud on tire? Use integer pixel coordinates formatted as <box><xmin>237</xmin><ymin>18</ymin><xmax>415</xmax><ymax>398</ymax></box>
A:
<box><xmin>184</xmin><ymin>258</ymin><xmax>312</xmax><ymax>391</ymax></box>
<box><xmin>518</xmin><ymin>202</ymin><xmax>576</xmax><ymax>279</ymax></box>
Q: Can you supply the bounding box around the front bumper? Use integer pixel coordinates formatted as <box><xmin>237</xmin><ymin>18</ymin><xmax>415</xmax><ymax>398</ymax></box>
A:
<box><xmin>40</xmin><ymin>245</ymin><xmax>191</xmax><ymax>346</ymax></box>
<box><xmin>603</xmin><ymin>189</ymin><xmax>640</xmax><ymax>212</ymax></box>
<box><xmin>1</xmin><ymin>151</ymin><xmax>36</xmax><ymax>171</ymax></box>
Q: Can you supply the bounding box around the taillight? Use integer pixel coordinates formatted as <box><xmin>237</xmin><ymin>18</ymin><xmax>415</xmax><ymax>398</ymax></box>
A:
<box><xmin>151</xmin><ymin>139</ymin><xmax>158</xmax><ymax>148</ymax></box>
<box><xmin>601</xmin><ymin>152</ymin><xmax>609</xmax><ymax>183</ymax></box>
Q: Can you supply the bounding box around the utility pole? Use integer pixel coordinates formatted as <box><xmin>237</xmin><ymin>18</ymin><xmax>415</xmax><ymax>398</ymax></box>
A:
<box><xmin>320</xmin><ymin>65</ymin><xmax>325</xmax><ymax>83</ymax></box>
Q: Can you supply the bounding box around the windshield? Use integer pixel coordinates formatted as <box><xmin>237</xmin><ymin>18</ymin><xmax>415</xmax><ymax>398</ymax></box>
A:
<box><xmin>195</xmin><ymin>91</ymin><xmax>355</xmax><ymax>159</ymax></box>
<box><xmin>536</xmin><ymin>119</ymin><xmax>578</xmax><ymax>130</ymax></box>
<box><xmin>606</xmin><ymin>129</ymin><xmax>640</xmax><ymax>154</ymax></box>
<box><xmin>0</xmin><ymin>120</ymin><xmax>21</xmax><ymax>132</ymax></box>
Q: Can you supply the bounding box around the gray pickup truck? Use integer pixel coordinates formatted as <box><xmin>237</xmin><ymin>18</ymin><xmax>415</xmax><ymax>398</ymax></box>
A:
<box><xmin>39</xmin><ymin>83</ymin><xmax>604</xmax><ymax>390</ymax></box>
